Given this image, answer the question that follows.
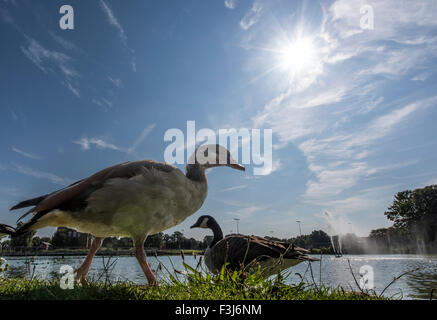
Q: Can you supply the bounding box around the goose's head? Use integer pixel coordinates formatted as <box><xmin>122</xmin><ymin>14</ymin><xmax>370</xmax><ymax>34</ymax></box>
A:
<box><xmin>188</xmin><ymin>144</ymin><xmax>245</xmax><ymax>171</ymax></box>
<box><xmin>190</xmin><ymin>215</ymin><xmax>216</xmax><ymax>229</ymax></box>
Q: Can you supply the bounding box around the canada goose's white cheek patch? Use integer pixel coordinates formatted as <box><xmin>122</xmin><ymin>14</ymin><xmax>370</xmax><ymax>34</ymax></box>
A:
<box><xmin>200</xmin><ymin>217</ymin><xmax>209</xmax><ymax>228</ymax></box>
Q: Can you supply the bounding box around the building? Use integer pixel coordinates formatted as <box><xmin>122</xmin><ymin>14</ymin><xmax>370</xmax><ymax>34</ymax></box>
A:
<box><xmin>53</xmin><ymin>227</ymin><xmax>91</xmax><ymax>248</ymax></box>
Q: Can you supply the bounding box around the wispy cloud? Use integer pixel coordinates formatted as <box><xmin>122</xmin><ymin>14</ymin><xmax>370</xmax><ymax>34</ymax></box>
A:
<box><xmin>92</xmin><ymin>98</ymin><xmax>113</xmax><ymax>111</ymax></box>
<box><xmin>298</xmin><ymin>97</ymin><xmax>434</xmax><ymax>200</ymax></box>
<box><xmin>12</xmin><ymin>146</ymin><xmax>40</xmax><ymax>160</ymax></box>
<box><xmin>108</xmin><ymin>76</ymin><xmax>123</xmax><ymax>88</ymax></box>
<box><xmin>12</xmin><ymin>163</ymin><xmax>71</xmax><ymax>186</ymax></box>
<box><xmin>311</xmin><ymin>184</ymin><xmax>402</xmax><ymax>217</ymax></box>
<box><xmin>411</xmin><ymin>72</ymin><xmax>431</xmax><ymax>82</ymax></box>
<box><xmin>254</xmin><ymin>159</ymin><xmax>281</xmax><ymax>176</ymax></box>
<box><xmin>226</xmin><ymin>205</ymin><xmax>263</xmax><ymax>219</ymax></box>
<box><xmin>49</xmin><ymin>31</ymin><xmax>81</xmax><ymax>53</ymax></box>
<box><xmin>65</xmin><ymin>81</ymin><xmax>80</xmax><ymax>98</ymax></box>
<box><xmin>220</xmin><ymin>184</ymin><xmax>248</xmax><ymax>192</ymax></box>
<box><xmin>224</xmin><ymin>0</ymin><xmax>237</xmax><ymax>9</ymax></box>
<box><xmin>0</xmin><ymin>0</ymin><xmax>17</xmax><ymax>25</ymax></box>
<box><xmin>20</xmin><ymin>37</ymin><xmax>70</xmax><ymax>73</ymax></box>
<box><xmin>20</xmin><ymin>36</ymin><xmax>80</xmax><ymax>97</ymax></box>
<box><xmin>99</xmin><ymin>0</ymin><xmax>127</xmax><ymax>44</ymax></box>
<box><xmin>73</xmin><ymin>137</ymin><xmax>122</xmax><ymax>152</ymax></box>
<box><xmin>73</xmin><ymin>124</ymin><xmax>156</xmax><ymax>155</ymax></box>
<box><xmin>240</xmin><ymin>1</ymin><xmax>262</xmax><ymax>30</ymax></box>
<box><xmin>99</xmin><ymin>0</ymin><xmax>136</xmax><ymax>72</ymax></box>
<box><xmin>127</xmin><ymin>124</ymin><xmax>156</xmax><ymax>155</ymax></box>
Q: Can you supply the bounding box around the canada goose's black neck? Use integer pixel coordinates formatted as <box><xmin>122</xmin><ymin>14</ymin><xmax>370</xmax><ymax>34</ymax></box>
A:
<box><xmin>186</xmin><ymin>163</ymin><xmax>207</xmax><ymax>183</ymax></box>
<box><xmin>209</xmin><ymin>218</ymin><xmax>223</xmax><ymax>248</ymax></box>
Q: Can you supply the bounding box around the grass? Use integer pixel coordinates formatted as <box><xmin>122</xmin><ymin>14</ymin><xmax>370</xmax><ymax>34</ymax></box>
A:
<box><xmin>0</xmin><ymin>256</ymin><xmax>386</xmax><ymax>300</ymax></box>
<box><xmin>0</xmin><ymin>276</ymin><xmax>384</xmax><ymax>300</ymax></box>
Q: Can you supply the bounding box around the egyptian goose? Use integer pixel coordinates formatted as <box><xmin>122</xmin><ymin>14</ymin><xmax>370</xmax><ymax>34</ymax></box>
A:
<box><xmin>2</xmin><ymin>144</ymin><xmax>244</xmax><ymax>285</ymax></box>
<box><xmin>190</xmin><ymin>215</ymin><xmax>318</xmax><ymax>277</ymax></box>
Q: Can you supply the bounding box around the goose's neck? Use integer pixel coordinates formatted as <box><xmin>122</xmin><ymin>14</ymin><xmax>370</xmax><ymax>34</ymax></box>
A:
<box><xmin>186</xmin><ymin>163</ymin><xmax>207</xmax><ymax>184</ymax></box>
<box><xmin>209</xmin><ymin>219</ymin><xmax>223</xmax><ymax>248</ymax></box>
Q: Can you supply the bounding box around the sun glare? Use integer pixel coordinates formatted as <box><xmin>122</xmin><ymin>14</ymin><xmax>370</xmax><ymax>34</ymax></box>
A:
<box><xmin>278</xmin><ymin>37</ymin><xmax>316</xmax><ymax>75</ymax></box>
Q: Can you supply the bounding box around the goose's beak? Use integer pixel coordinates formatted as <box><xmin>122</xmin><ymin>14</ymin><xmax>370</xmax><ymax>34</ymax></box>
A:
<box><xmin>227</xmin><ymin>163</ymin><xmax>245</xmax><ymax>171</ymax></box>
<box><xmin>190</xmin><ymin>223</ymin><xmax>197</xmax><ymax>229</ymax></box>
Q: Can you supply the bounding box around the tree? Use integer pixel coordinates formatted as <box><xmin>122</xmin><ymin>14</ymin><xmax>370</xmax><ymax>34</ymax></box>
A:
<box><xmin>51</xmin><ymin>228</ymin><xmax>68</xmax><ymax>247</ymax></box>
<box><xmin>145</xmin><ymin>232</ymin><xmax>164</xmax><ymax>248</ymax></box>
<box><xmin>368</xmin><ymin>228</ymin><xmax>390</xmax><ymax>248</ymax></box>
<box><xmin>10</xmin><ymin>222</ymin><xmax>36</xmax><ymax>248</ymax></box>
<box><xmin>32</xmin><ymin>236</ymin><xmax>42</xmax><ymax>247</ymax></box>
<box><xmin>385</xmin><ymin>185</ymin><xmax>437</xmax><ymax>242</ymax></box>
<box><xmin>308</xmin><ymin>230</ymin><xmax>331</xmax><ymax>248</ymax></box>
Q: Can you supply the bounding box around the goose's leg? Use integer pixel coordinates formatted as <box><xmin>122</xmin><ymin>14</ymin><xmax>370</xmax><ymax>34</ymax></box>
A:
<box><xmin>74</xmin><ymin>236</ymin><xmax>104</xmax><ymax>284</ymax></box>
<box><xmin>134</xmin><ymin>237</ymin><xmax>158</xmax><ymax>286</ymax></box>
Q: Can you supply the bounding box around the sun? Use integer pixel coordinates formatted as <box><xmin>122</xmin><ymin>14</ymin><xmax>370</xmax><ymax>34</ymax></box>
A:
<box><xmin>277</xmin><ymin>36</ymin><xmax>316</xmax><ymax>75</ymax></box>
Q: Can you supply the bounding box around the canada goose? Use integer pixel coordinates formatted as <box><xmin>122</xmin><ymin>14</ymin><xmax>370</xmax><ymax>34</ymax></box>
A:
<box><xmin>190</xmin><ymin>215</ymin><xmax>318</xmax><ymax>277</ymax></box>
<box><xmin>2</xmin><ymin>144</ymin><xmax>244</xmax><ymax>285</ymax></box>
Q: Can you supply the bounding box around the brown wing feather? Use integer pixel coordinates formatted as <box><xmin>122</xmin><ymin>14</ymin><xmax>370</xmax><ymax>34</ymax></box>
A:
<box><xmin>13</xmin><ymin>160</ymin><xmax>177</xmax><ymax>219</ymax></box>
<box><xmin>210</xmin><ymin>235</ymin><xmax>284</xmax><ymax>270</ymax></box>
<box><xmin>210</xmin><ymin>234</ymin><xmax>315</xmax><ymax>271</ymax></box>
<box><xmin>0</xmin><ymin>224</ymin><xmax>15</xmax><ymax>235</ymax></box>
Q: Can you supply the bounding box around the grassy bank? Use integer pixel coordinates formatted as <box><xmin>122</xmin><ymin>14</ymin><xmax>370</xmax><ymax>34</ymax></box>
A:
<box><xmin>0</xmin><ymin>277</ymin><xmax>384</xmax><ymax>300</ymax></box>
<box><xmin>0</xmin><ymin>252</ymin><xmax>390</xmax><ymax>300</ymax></box>
<box><xmin>0</xmin><ymin>260</ymin><xmax>386</xmax><ymax>300</ymax></box>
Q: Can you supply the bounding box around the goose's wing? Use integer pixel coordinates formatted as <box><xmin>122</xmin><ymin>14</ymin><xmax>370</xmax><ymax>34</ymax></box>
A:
<box><xmin>209</xmin><ymin>235</ymin><xmax>285</xmax><ymax>269</ymax></box>
<box><xmin>0</xmin><ymin>224</ymin><xmax>15</xmax><ymax>237</ymax></box>
<box><xmin>248</xmin><ymin>235</ymin><xmax>312</xmax><ymax>256</ymax></box>
<box><xmin>210</xmin><ymin>234</ymin><xmax>315</xmax><ymax>271</ymax></box>
<box><xmin>11</xmin><ymin>160</ymin><xmax>177</xmax><ymax>221</ymax></box>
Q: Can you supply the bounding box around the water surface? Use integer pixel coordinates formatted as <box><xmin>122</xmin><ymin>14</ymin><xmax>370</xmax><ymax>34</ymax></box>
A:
<box><xmin>2</xmin><ymin>254</ymin><xmax>436</xmax><ymax>299</ymax></box>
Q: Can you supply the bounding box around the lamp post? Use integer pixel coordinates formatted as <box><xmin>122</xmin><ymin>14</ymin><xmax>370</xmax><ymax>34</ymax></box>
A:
<box><xmin>233</xmin><ymin>218</ymin><xmax>240</xmax><ymax>234</ymax></box>
<box><xmin>296</xmin><ymin>220</ymin><xmax>302</xmax><ymax>237</ymax></box>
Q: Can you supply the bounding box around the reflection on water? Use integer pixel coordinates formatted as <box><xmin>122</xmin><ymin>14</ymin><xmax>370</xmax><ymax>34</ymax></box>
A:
<box><xmin>404</xmin><ymin>267</ymin><xmax>437</xmax><ymax>299</ymax></box>
<box><xmin>1</xmin><ymin>254</ymin><xmax>436</xmax><ymax>299</ymax></box>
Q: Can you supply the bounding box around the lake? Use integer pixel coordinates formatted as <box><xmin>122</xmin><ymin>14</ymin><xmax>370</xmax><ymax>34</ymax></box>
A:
<box><xmin>1</xmin><ymin>254</ymin><xmax>436</xmax><ymax>299</ymax></box>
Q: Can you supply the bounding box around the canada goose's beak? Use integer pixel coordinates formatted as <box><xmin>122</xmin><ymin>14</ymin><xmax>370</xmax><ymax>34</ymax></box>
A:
<box><xmin>190</xmin><ymin>222</ymin><xmax>199</xmax><ymax>229</ymax></box>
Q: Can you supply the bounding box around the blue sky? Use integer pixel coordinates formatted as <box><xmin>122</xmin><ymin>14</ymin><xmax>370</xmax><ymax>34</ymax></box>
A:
<box><xmin>1</xmin><ymin>0</ymin><xmax>437</xmax><ymax>240</ymax></box>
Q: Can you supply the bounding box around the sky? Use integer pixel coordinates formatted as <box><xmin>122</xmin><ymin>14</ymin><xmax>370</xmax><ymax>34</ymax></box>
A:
<box><xmin>1</xmin><ymin>0</ymin><xmax>437</xmax><ymax>241</ymax></box>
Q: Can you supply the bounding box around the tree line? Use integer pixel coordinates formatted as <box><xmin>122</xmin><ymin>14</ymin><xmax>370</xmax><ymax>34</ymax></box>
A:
<box><xmin>1</xmin><ymin>226</ymin><xmax>333</xmax><ymax>253</ymax></box>
<box><xmin>366</xmin><ymin>184</ymin><xmax>437</xmax><ymax>253</ymax></box>
<box><xmin>2</xmin><ymin>184</ymin><xmax>436</xmax><ymax>254</ymax></box>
